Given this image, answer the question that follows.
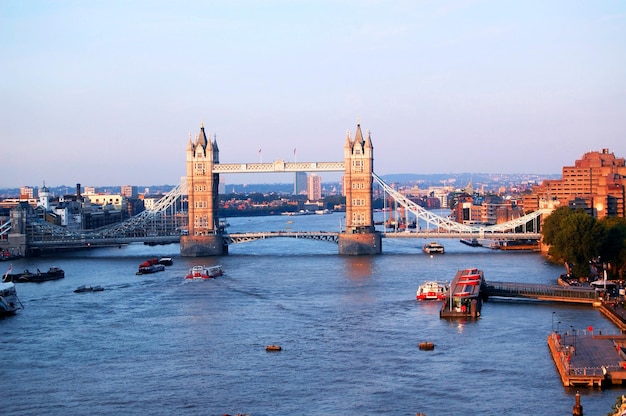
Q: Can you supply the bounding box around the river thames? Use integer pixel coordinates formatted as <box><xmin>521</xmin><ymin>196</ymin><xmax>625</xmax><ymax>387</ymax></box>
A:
<box><xmin>1</xmin><ymin>212</ymin><xmax>623</xmax><ymax>415</ymax></box>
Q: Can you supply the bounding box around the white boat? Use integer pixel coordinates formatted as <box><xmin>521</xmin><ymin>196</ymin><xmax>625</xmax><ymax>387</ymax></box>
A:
<box><xmin>0</xmin><ymin>282</ymin><xmax>23</xmax><ymax>315</ymax></box>
<box><xmin>185</xmin><ymin>265</ymin><xmax>223</xmax><ymax>279</ymax></box>
<box><xmin>416</xmin><ymin>281</ymin><xmax>448</xmax><ymax>300</ymax></box>
<box><xmin>423</xmin><ymin>241</ymin><xmax>445</xmax><ymax>254</ymax></box>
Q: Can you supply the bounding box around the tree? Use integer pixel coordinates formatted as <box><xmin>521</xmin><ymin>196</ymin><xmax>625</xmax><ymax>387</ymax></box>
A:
<box><xmin>542</xmin><ymin>207</ymin><xmax>606</xmax><ymax>278</ymax></box>
<box><xmin>600</xmin><ymin>217</ymin><xmax>626</xmax><ymax>279</ymax></box>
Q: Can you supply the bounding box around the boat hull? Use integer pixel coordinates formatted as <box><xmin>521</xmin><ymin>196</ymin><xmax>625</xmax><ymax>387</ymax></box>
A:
<box><xmin>3</xmin><ymin>267</ymin><xmax>64</xmax><ymax>283</ymax></box>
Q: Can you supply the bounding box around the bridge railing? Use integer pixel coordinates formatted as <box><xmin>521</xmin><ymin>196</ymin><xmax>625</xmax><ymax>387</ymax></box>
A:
<box><xmin>485</xmin><ymin>281</ymin><xmax>599</xmax><ymax>301</ymax></box>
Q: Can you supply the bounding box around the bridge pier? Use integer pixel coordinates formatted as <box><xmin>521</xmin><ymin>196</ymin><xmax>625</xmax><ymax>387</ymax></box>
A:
<box><xmin>338</xmin><ymin>232</ymin><xmax>382</xmax><ymax>255</ymax></box>
<box><xmin>180</xmin><ymin>235</ymin><xmax>227</xmax><ymax>257</ymax></box>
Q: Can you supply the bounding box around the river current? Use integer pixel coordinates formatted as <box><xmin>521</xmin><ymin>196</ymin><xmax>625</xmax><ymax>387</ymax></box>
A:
<box><xmin>1</xmin><ymin>212</ymin><xmax>622</xmax><ymax>415</ymax></box>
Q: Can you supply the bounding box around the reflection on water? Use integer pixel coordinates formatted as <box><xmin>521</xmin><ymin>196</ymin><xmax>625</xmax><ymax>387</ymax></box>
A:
<box><xmin>0</xmin><ymin>213</ymin><xmax>620</xmax><ymax>415</ymax></box>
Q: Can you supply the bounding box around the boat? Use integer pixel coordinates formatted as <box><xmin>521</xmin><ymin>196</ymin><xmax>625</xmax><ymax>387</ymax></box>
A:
<box><xmin>416</xmin><ymin>281</ymin><xmax>448</xmax><ymax>300</ymax></box>
<box><xmin>418</xmin><ymin>342</ymin><xmax>435</xmax><ymax>350</ymax></box>
<box><xmin>0</xmin><ymin>281</ymin><xmax>22</xmax><ymax>315</ymax></box>
<box><xmin>185</xmin><ymin>265</ymin><xmax>223</xmax><ymax>279</ymax></box>
<box><xmin>74</xmin><ymin>285</ymin><xmax>104</xmax><ymax>293</ymax></box>
<box><xmin>423</xmin><ymin>242</ymin><xmax>445</xmax><ymax>255</ymax></box>
<box><xmin>136</xmin><ymin>264</ymin><xmax>165</xmax><ymax>275</ymax></box>
<box><xmin>136</xmin><ymin>258</ymin><xmax>166</xmax><ymax>275</ymax></box>
<box><xmin>460</xmin><ymin>238</ymin><xmax>481</xmax><ymax>247</ymax></box>
<box><xmin>266</xmin><ymin>345</ymin><xmax>282</xmax><ymax>351</ymax></box>
<box><xmin>3</xmin><ymin>267</ymin><xmax>65</xmax><ymax>283</ymax></box>
<box><xmin>0</xmin><ymin>250</ymin><xmax>22</xmax><ymax>262</ymax></box>
<box><xmin>490</xmin><ymin>239</ymin><xmax>540</xmax><ymax>251</ymax></box>
<box><xmin>158</xmin><ymin>257</ymin><xmax>173</xmax><ymax>266</ymax></box>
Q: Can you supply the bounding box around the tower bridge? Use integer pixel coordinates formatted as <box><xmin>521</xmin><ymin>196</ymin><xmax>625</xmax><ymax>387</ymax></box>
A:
<box><xmin>3</xmin><ymin>122</ymin><xmax>550</xmax><ymax>257</ymax></box>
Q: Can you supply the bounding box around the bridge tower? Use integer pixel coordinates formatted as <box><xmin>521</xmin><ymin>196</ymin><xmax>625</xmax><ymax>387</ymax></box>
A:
<box><xmin>180</xmin><ymin>123</ymin><xmax>227</xmax><ymax>256</ymax></box>
<box><xmin>338</xmin><ymin>123</ymin><xmax>382</xmax><ymax>255</ymax></box>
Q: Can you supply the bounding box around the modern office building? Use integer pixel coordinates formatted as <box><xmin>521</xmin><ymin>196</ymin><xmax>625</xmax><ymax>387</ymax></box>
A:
<box><xmin>307</xmin><ymin>174</ymin><xmax>322</xmax><ymax>201</ymax></box>
<box><xmin>294</xmin><ymin>171</ymin><xmax>308</xmax><ymax>195</ymax></box>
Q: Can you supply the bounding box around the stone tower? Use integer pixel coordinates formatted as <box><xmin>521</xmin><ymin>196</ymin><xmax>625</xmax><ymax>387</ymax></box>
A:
<box><xmin>338</xmin><ymin>123</ymin><xmax>381</xmax><ymax>255</ymax></box>
<box><xmin>180</xmin><ymin>123</ymin><xmax>226</xmax><ymax>256</ymax></box>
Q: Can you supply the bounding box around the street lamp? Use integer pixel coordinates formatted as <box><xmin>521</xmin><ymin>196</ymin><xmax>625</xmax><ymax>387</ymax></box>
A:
<box><xmin>557</xmin><ymin>321</ymin><xmax>561</xmax><ymax>334</ymax></box>
<box><xmin>571</xmin><ymin>326</ymin><xmax>577</xmax><ymax>355</ymax></box>
<box><xmin>552</xmin><ymin>312</ymin><xmax>555</xmax><ymax>332</ymax></box>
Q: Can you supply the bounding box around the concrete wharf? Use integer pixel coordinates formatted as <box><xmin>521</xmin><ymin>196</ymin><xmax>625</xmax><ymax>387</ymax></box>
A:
<box><xmin>547</xmin><ymin>331</ymin><xmax>626</xmax><ymax>387</ymax></box>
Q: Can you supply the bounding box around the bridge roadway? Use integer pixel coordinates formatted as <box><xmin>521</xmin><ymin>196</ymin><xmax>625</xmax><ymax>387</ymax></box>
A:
<box><xmin>226</xmin><ymin>231</ymin><xmax>541</xmax><ymax>244</ymax></box>
<box><xmin>25</xmin><ymin>230</ymin><xmax>541</xmax><ymax>251</ymax></box>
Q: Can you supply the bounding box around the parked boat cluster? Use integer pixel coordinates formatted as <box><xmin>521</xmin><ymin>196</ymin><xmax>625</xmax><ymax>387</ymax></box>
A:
<box><xmin>1</xmin><ymin>255</ymin><xmax>226</xmax><ymax>317</ymax></box>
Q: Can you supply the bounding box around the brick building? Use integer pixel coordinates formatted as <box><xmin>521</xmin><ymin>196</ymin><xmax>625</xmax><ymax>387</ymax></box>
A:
<box><xmin>523</xmin><ymin>149</ymin><xmax>626</xmax><ymax>218</ymax></box>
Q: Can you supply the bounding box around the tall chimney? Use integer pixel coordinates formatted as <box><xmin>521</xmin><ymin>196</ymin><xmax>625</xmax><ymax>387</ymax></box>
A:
<box><xmin>76</xmin><ymin>183</ymin><xmax>81</xmax><ymax>198</ymax></box>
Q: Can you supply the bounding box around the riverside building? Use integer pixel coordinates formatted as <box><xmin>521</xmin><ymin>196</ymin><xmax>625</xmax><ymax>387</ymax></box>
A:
<box><xmin>523</xmin><ymin>148</ymin><xmax>626</xmax><ymax>218</ymax></box>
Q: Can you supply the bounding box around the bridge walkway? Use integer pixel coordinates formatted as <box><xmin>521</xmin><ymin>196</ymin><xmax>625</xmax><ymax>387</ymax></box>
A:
<box><xmin>484</xmin><ymin>281</ymin><xmax>599</xmax><ymax>304</ymax></box>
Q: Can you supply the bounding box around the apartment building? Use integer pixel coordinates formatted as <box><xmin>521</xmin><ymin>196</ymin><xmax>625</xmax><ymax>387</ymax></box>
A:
<box><xmin>523</xmin><ymin>149</ymin><xmax>626</xmax><ymax>218</ymax></box>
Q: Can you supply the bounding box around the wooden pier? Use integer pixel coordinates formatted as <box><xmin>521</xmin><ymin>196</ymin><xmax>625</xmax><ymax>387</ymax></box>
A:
<box><xmin>547</xmin><ymin>332</ymin><xmax>626</xmax><ymax>387</ymax></box>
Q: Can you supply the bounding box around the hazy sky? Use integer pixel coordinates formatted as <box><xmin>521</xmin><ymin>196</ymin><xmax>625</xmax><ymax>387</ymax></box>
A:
<box><xmin>1</xmin><ymin>0</ymin><xmax>624</xmax><ymax>188</ymax></box>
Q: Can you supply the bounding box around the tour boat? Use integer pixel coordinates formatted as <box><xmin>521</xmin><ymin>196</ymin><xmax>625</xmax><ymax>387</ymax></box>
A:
<box><xmin>416</xmin><ymin>281</ymin><xmax>448</xmax><ymax>300</ymax></box>
<box><xmin>422</xmin><ymin>242</ymin><xmax>445</xmax><ymax>255</ymax></box>
<box><xmin>0</xmin><ymin>282</ymin><xmax>23</xmax><ymax>315</ymax></box>
<box><xmin>185</xmin><ymin>265</ymin><xmax>223</xmax><ymax>279</ymax></box>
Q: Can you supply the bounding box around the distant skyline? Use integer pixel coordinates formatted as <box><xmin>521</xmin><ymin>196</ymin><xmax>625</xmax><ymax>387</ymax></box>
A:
<box><xmin>1</xmin><ymin>1</ymin><xmax>624</xmax><ymax>188</ymax></box>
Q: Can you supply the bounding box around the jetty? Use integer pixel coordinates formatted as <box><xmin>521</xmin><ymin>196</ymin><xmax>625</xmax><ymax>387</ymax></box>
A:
<box><xmin>440</xmin><ymin>268</ymin><xmax>485</xmax><ymax>319</ymax></box>
<box><xmin>547</xmin><ymin>331</ymin><xmax>626</xmax><ymax>387</ymax></box>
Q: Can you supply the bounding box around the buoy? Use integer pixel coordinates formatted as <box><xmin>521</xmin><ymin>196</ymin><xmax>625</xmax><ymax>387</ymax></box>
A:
<box><xmin>265</xmin><ymin>345</ymin><xmax>282</xmax><ymax>351</ymax></box>
<box><xmin>418</xmin><ymin>342</ymin><xmax>435</xmax><ymax>351</ymax></box>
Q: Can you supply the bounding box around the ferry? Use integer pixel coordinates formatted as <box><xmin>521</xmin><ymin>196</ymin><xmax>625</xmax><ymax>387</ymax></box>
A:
<box><xmin>416</xmin><ymin>281</ymin><xmax>448</xmax><ymax>300</ymax></box>
<box><xmin>185</xmin><ymin>265</ymin><xmax>223</xmax><ymax>279</ymax></box>
<box><xmin>423</xmin><ymin>241</ymin><xmax>445</xmax><ymax>255</ymax></box>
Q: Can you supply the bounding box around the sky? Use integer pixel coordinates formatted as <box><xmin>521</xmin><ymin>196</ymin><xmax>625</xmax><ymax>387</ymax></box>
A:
<box><xmin>1</xmin><ymin>0</ymin><xmax>625</xmax><ymax>188</ymax></box>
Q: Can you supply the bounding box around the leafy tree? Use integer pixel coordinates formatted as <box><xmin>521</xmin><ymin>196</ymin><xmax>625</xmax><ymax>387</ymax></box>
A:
<box><xmin>600</xmin><ymin>217</ymin><xmax>626</xmax><ymax>279</ymax></box>
<box><xmin>542</xmin><ymin>207</ymin><xmax>606</xmax><ymax>278</ymax></box>
<box><xmin>542</xmin><ymin>207</ymin><xmax>572</xmax><ymax>248</ymax></box>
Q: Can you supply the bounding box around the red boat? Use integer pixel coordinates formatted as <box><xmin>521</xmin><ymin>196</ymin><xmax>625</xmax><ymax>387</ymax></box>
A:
<box><xmin>416</xmin><ymin>281</ymin><xmax>448</xmax><ymax>300</ymax></box>
<box><xmin>185</xmin><ymin>265</ymin><xmax>223</xmax><ymax>279</ymax></box>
